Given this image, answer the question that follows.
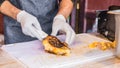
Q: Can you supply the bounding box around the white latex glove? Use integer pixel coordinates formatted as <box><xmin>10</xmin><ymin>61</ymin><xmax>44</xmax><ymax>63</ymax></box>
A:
<box><xmin>51</xmin><ymin>14</ymin><xmax>76</xmax><ymax>45</ymax></box>
<box><xmin>17</xmin><ymin>10</ymin><xmax>48</xmax><ymax>40</ymax></box>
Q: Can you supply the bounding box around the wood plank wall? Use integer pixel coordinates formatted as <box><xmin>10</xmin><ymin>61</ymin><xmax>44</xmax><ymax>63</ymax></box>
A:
<box><xmin>0</xmin><ymin>14</ymin><xmax>3</xmax><ymax>34</ymax></box>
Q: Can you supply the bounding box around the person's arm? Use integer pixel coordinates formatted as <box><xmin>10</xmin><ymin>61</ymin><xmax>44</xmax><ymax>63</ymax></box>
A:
<box><xmin>57</xmin><ymin>0</ymin><xmax>73</xmax><ymax>19</ymax></box>
<box><xmin>51</xmin><ymin>0</ymin><xmax>75</xmax><ymax>45</ymax></box>
<box><xmin>0</xmin><ymin>0</ymin><xmax>21</xmax><ymax>19</ymax></box>
<box><xmin>0</xmin><ymin>0</ymin><xmax>48</xmax><ymax>40</ymax></box>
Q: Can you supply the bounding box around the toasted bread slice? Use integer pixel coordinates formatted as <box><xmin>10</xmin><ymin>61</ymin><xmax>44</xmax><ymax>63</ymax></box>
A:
<box><xmin>42</xmin><ymin>35</ymin><xmax>70</xmax><ymax>56</ymax></box>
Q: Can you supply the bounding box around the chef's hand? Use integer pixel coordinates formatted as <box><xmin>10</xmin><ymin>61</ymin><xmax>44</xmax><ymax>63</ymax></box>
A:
<box><xmin>51</xmin><ymin>14</ymin><xmax>76</xmax><ymax>45</ymax></box>
<box><xmin>17</xmin><ymin>10</ymin><xmax>48</xmax><ymax>40</ymax></box>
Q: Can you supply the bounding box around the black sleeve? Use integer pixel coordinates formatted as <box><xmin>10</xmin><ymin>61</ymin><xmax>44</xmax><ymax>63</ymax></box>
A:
<box><xmin>0</xmin><ymin>0</ymin><xmax>5</xmax><ymax>6</ymax></box>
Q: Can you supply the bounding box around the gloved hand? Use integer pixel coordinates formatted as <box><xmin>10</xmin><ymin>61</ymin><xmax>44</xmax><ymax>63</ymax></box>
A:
<box><xmin>17</xmin><ymin>10</ymin><xmax>48</xmax><ymax>40</ymax></box>
<box><xmin>51</xmin><ymin>14</ymin><xmax>76</xmax><ymax>45</ymax></box>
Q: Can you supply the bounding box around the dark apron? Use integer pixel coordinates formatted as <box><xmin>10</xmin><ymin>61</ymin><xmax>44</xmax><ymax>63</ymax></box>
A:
<box><xmin>4</xmin><ymin>0</ymin><xmax>58</xmax><ymax>44</ymax></box>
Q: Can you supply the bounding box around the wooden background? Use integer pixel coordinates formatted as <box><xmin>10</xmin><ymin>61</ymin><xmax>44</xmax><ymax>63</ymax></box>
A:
<box><xmin>0</xmin><ymin>14</ymin><xmax>3</xmax><ymax>34</ymax></box>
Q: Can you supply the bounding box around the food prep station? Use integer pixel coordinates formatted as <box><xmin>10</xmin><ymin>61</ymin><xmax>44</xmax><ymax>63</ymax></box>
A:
<box><xmin>0</xmin><ymin>33</ymin><xmax>119</xmax><ymax>68</ymax></box>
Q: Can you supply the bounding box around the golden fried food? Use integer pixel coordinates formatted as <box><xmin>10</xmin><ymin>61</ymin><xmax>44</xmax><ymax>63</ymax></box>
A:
<box><xmin>88</xmin><ymin>41</ymin><xmax>116</xmax><ymax>51</ymax></box>
<box><xmin>42</xmin><ymin>35</ymin><xmax>70</xmax><ymax>56</ymax></box>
